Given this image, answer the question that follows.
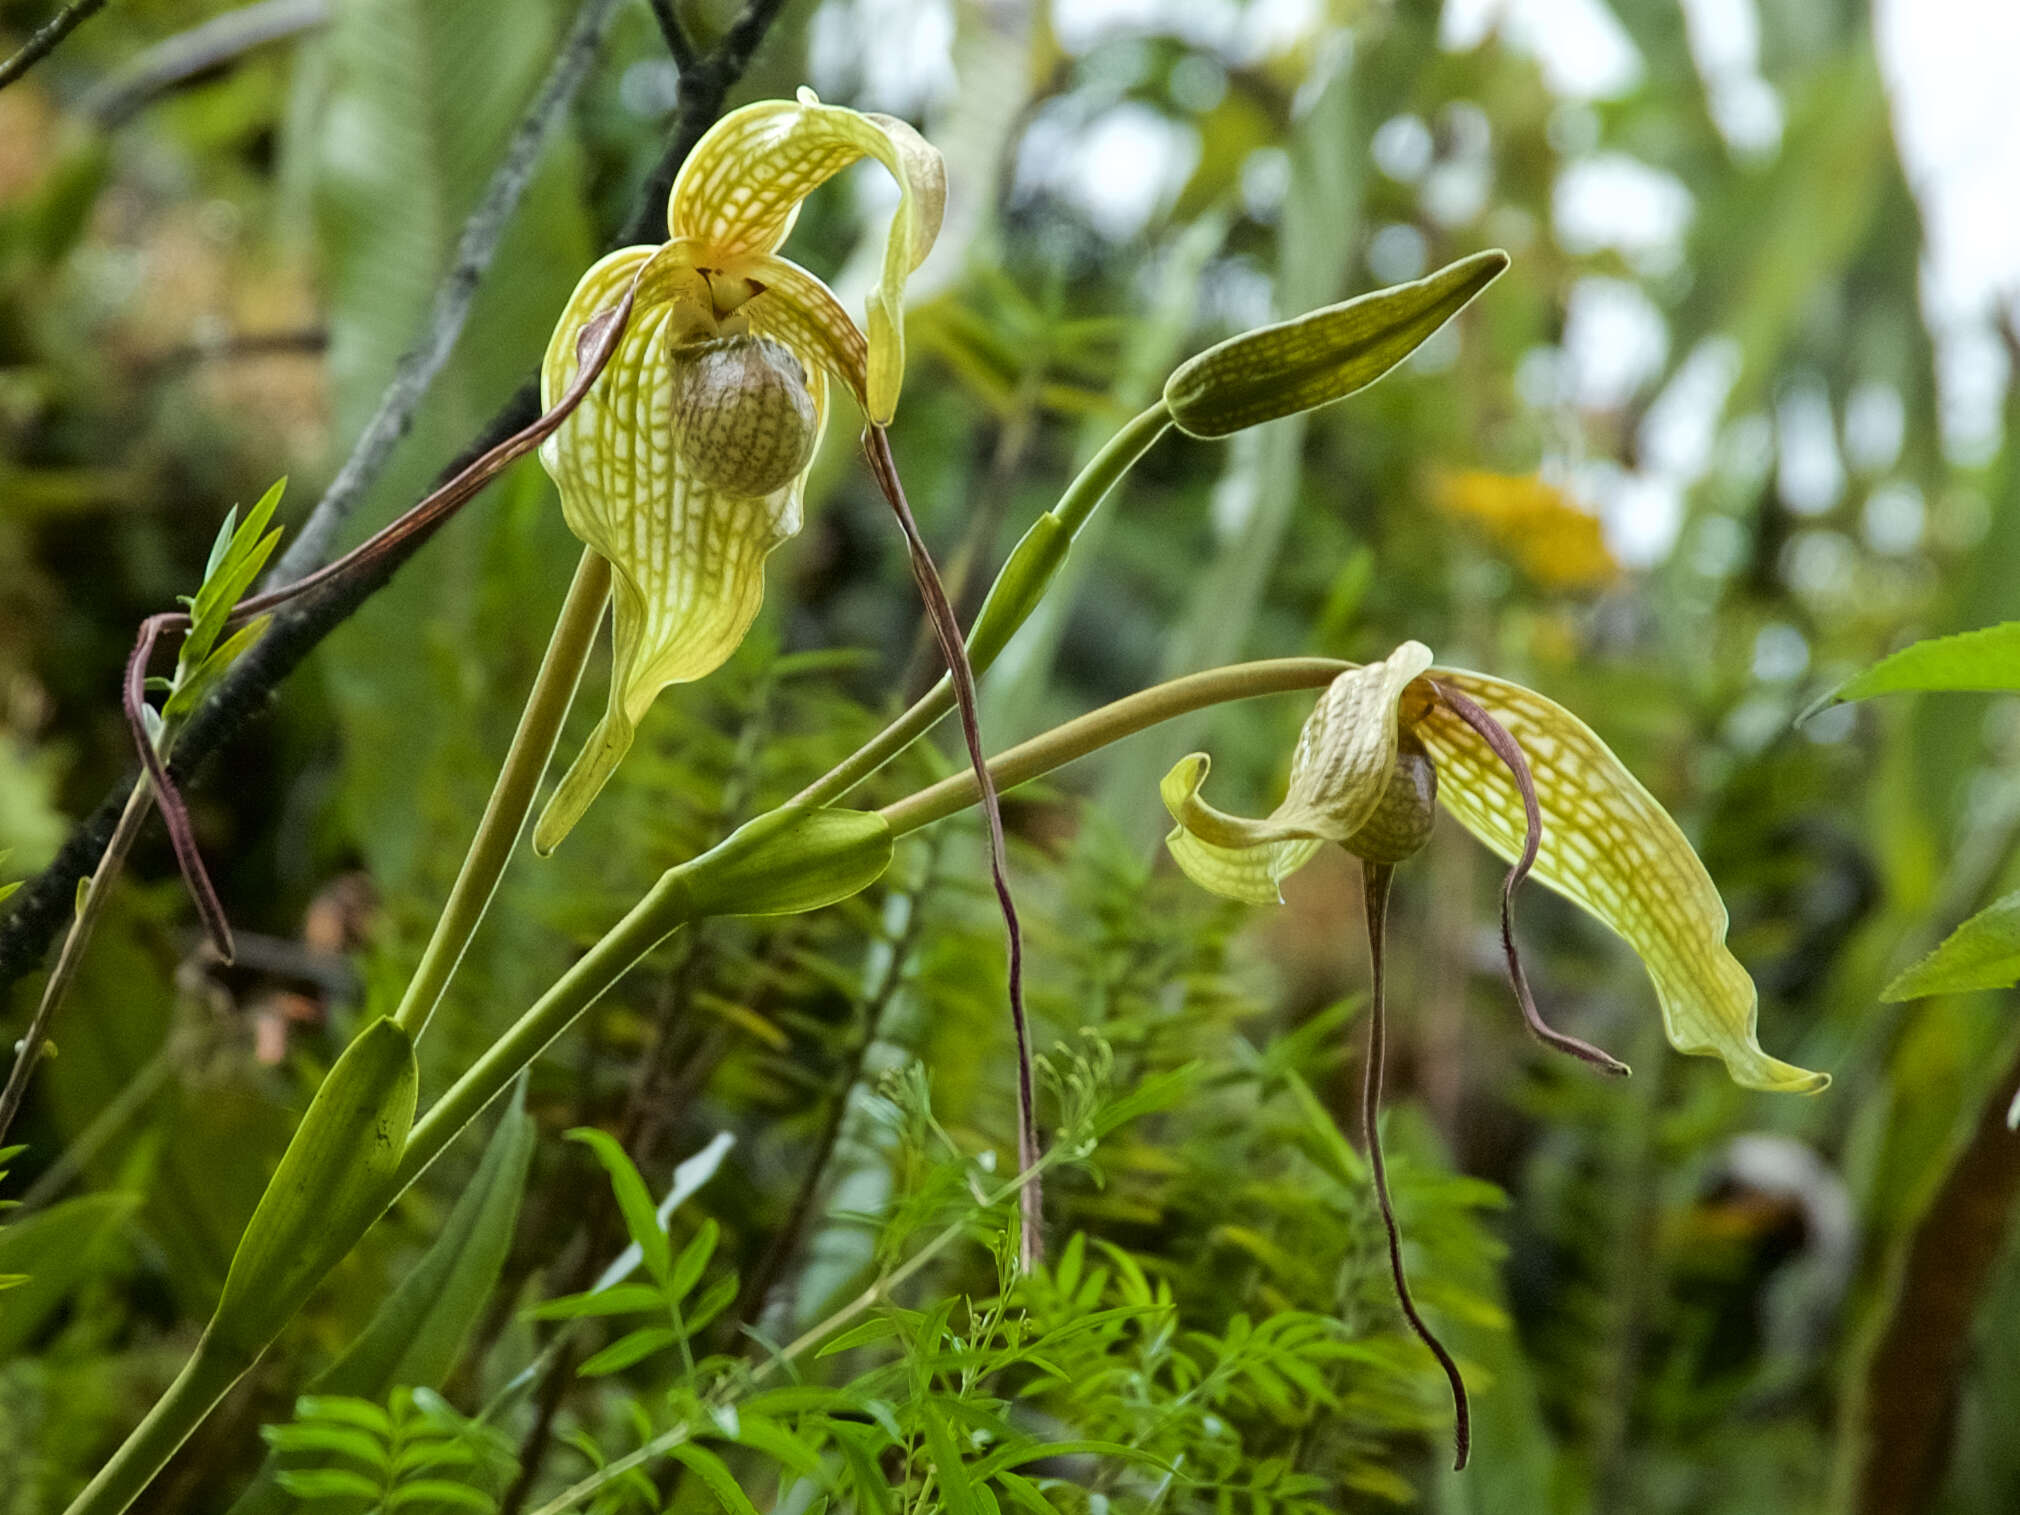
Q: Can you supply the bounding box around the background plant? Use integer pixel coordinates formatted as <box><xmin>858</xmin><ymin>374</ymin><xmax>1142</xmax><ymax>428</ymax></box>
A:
<box><xmin>4</xmin><ymin>2</ymin><xmax>2020</xmax><ymax>1514</ymax></box>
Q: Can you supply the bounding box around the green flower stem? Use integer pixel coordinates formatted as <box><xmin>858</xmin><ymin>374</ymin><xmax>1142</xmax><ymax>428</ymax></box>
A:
<box><xmin>791</xmin><ymin>400</ymin><xmax>1173</xmax><ymax>810</ymax></box>
<box><xmin>878</xmin><ymin>656</ymin><xmax>1351</xmax><ymax>838</ymax></box>
<box><xmin>392</xmin><ymin>547</ymin><xmax>611</xmax><ymax>1038</ymax></box>
<box><xmin>61</xmin><ymin>1332</ymin><xmax>251</xmax><ymax>1515</ymax></box>
<box><xmin>397</xmin><ymin>869</ymin><xmax>692</xmax><ymax>1187</ymax></box>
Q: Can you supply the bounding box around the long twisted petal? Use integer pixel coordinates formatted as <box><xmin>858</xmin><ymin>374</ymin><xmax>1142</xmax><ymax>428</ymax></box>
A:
<box><xmin>1415</xmin><ymin>670</ymin><xmax>1827</xmax><ymax>1094</ymax></box>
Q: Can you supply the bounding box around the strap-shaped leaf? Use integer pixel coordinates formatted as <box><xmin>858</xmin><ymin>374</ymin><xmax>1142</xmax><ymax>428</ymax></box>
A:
<box><xmin>211</xmin><ymin>1018</ymin><xmax>420</xmax><ymax>1356</ymax></box>
<box><xmin>1160</xmin><ymin>644</ymin><xmax>1434</xmax><ymax>903</ymax></box>
<box><xmin>1415</xmin><ymin>670</ymin><xmax>1826</xmax><ymax>1094</ymax></box>
<box><xmin>1164</xmin><ymin>250</ymin><xmax>1508</xmax><ymax>438</ymax></box>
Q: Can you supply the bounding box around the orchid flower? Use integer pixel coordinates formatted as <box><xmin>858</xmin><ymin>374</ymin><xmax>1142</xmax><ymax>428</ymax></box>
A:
<box><xmin>1160</xmin><ymin>641</ymin><xmax>1827</xmax><ymax>1466</ymax></box>
<box><xmin>533</xmin><ymin>89</ymin><xmax>945</xmax><ymax>852</ymax></box>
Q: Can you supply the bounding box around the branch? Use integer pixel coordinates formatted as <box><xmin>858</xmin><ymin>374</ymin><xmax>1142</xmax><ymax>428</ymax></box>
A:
<box><xmin>0</xmin><ymin>0</ymin><xmax>794</xmax><ymax>998</ymax></box>
<box><xmin>266</xmin><ymin>0</ymin><xmax>627</xmax><ymax>584</ymax></box>
<box><xmin>0</xmin><ymin>0</ymin><xmax>108</xmax><ymax>93</ymax></box>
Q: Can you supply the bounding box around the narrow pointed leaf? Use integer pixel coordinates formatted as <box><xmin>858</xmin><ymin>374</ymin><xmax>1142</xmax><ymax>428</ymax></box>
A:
<box><xmin>1825</xmin><ymin>622</ymin><xmax>2020</xmax><ymax>707</ymax></box>
<box><xmin>1882</xmin><ymin>890</ymin><xmax>2020</xmax><ymax>1001</ymax></box>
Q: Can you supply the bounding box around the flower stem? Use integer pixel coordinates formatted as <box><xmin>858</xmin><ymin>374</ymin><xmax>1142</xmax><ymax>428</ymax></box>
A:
<box><xmin>0</xmin><ymin>780</ymin><xmax>151</xmax><ymax>1147</ymax></box>
<box><xmin>861</xmin><ymin>425</ymin><xmax>1043</xmax><ymax>1271</ymax></box>
<box><xmin>392</xmin><ymin>548</ymin><xmax>611</xmax><ymax>1039</ymax></box>
<box><xmin>791</xmin><ymin>402</ymin><xmax>1171</xmax><ymax>810</ymax></box>
<box><xmin>59</xmin><ymin>1333</ymin><xmax>250</xmax><ymax>1515</ymax></box>
<box><xmin>879</xmin><ymin>657</ymin><xmax>1352</xmax><ymax>837</ymax></box>
<box><xmin>1361</xmin><ymin>860</ymin><xmax>1470</xmax><ymax>1472</ymax></box>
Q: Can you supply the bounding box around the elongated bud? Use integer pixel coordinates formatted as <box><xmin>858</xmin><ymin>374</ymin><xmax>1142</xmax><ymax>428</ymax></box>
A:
<box><xmin>1163</xmin><ymin>249</ymin><xmax>1509</xmax><ymax>438</ymax></box>
<box><xmin>1343</xmin><ymin>735</ymin><xmax>1437</xmax><ymax>864</ymax></box>
<box><xmin>668</xmin><ymin>334</ymin><xmax>819</xmax><ymax>497</ymax></box>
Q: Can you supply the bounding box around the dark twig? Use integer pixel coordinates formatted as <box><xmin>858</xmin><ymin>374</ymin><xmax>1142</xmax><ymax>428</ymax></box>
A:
<box><xmin>863</xmin><ymin>425</ymin><xmax>1043</xmax><ymax>1271</ymax></box>
<box><xmin>0</xmin><ymin>0</ymin><xmax>108</xmax><ymax>92</ymax></box>
<box><xmin>1361</xmin><ymin>861</ymin><xmax>1470</xmax><ymax>1472</ymax></box>
<box><xmin>268</xmin><ymin>0</ymin><xmax>629</xmax><ymax>584</ymax></box>
<box><xmin>1434</xmin><ymin>683</ymin><xmax>1630</xmax><ymax>1077</ymax></box>
<box><xmin>77</xmin><ymin>0</ymin><xmax>328</xmax><ymax>126</ymax></box>
<box><xmin>643</xmin><ymin>0</ymin><xmax>697</xmax><ymax>72</ymax></box>
<box><xmin>0</xmin><ymin>0</ymin><xmax>794</xmax><ymax>998</ymax></box>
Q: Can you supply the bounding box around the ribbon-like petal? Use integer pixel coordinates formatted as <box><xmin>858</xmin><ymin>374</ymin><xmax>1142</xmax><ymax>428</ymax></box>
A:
<box><xmin>1414</xmin><ymin>670</ymin><xmax>1828</xmax><ymax>1094</ymax></box>
<box><xmin>1161</xmin><ymin>643</ymin><xmax>1435</xmax><ymax>903</ymax></box>
<box><xmin>669</xmin><ymin>90</ymin><xmax>945</xmax><ymax>423</ymax></box>
<box><xmin>534</xmin><ymin>247</ymin><xmax>825</xmax><ymax>852</ymax></box>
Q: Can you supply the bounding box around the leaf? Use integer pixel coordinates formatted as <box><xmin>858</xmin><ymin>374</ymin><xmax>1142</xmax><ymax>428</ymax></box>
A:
<box><xmin>161</xmin><ymin>615</ymin><xmax>273</xmax><ymax>728</ymax></box>
<box><xmin>0</xmin><ymin>1192</ymin><xmax>139</xmax><ymax>1357</ymax></box>
<box><xmin>276</xmin><ymin>1468</ymin><xmax>382</xmax><ymax>1502</ymax></box>
<box><xmin>210</xmin><ymin>1018</ymin><xmax>420</xmax><ymax>1357</ymax></box>
<box><xmin>920</xmin><ymin>1401</ymin><xmax>982</xmax><ymax>1515</ymax></box>
<box><xmin>578</xmin><ymin>1325</ymin><xmax>680</xmax><ymax>1375</ymax></box>
<box><xmin>1883</xmin><ymin>891</ymin><xmax>2020</xmax><ymax>1000</ymax></box>
<box><xmin>683</xmin><ymin>1273</ymin><xmax>739</xmax><ymax>1338</ymax></box>
<box><xmin>816</xmin><ymin>1315</ymin><xmax>907</xmax><ymax>1358</ymax></box>
<box><xmin>178</xmin><ymin>480</ymin><xmax>286</xmax><ymax>676</ymax></box>
<box><xmin>1162</xmin><ymin>250</ymin><xmax>1508</xmax><ymax>437</ymax></box>
<box><xmin>387</xmin><ymin>1479</ymin><xmax>497</xmax><ymax>1511</ymax></box>
<box><xmin>666</xmin><ymin>1443</ymin><xmax>761</xmax><ymax>1515</ymax></box>
<box><xmin>295</xmin><ymin>1396</ymin><xmax>395</xmax><ymax>1433</ymax></box>
<box><xmin>568</xmin><ymin>1127</ymin><xmax>670</xmax><ymax>1285</ymax></box>
<box><xmin>523</xmin><ymin>1283</ymin><xmax>665</xmax><ymax>1321</ymax></box>
<box><xmin>589</xmin><ymin>1131</ymin><xmax>735</xmax><ymax>1293</ymax></box>
<box><xmin>968</xmin><ymin>1440</ymin><xmax>1175</xmax><ymax>1481</ymax></box>
<box><xmin>669</xmin><ymin>1218</ymin><xmax>719</xmax><ymax>1301</ymax></box>
<box><xmin>726</xmin><ymin>1413</ymin><xmax>828</xmax><ymax>1482</ymax></box>
<box><xmin>1824</xmin><ymin>623</ymin><xmax>2020</xmax><ymax>708</ymax></box>
<box><xmin>258</xmin><ymin>1423</ymin><xmax>390</xmax><ymax>1470</ymax></box>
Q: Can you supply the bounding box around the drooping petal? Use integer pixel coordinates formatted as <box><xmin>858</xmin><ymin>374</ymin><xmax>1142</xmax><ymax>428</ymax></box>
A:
<box><xmin>743</xmin><ymin>254</ymin><xmax>870</xmax><ymax>409</ymax></box>
<box><xmin>1414</xmin><ymin>670</ymin><xmax>1828</xmax><ymax>1094</ymax></box>
<box><xmin>534</xmin><ymin>248</ymin><xmax>826</xmax><ymax>852</ymax></box>
<box><xmin>1160</xmin><ymin>643</ymin><xmax>1435</xmax><ymax>903</ymax></box>
<box><xmin>669</xmin><ymin>90</ymin><xmax>945</xmax><ymax>423</ymax></box>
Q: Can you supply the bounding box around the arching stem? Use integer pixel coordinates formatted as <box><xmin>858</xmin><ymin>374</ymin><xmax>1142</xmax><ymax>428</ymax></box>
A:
<box><xmin>1432</xmin><ymin>683</ymin><xmax>1629</xmax><ymax>1078</ymax></box>
<box><xmin>863</xmin><ymin>425</ymin><xmax>1042</xmax><ymax>1271</ymax></box>
<box><xmin>1361</xmin><ymin>860</ymin><xmax>1471</xmax><ymax>1472</ymax></box>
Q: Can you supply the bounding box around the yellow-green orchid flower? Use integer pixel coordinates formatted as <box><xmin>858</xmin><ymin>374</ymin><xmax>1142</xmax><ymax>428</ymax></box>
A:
<box><xmin>1160</xmin><ymin>643</ymin><xmax>1824</xmax><ymax>1469</ymax></box>
<box><xmin>1161</xmin><ymin>641</ymin><xmax>1826</xmax><ymax>1094</ymax></box>
<box><xmin>533</xmin><ymin>89</ymin><xmax>946</xmax><ymax>852</ymax></box>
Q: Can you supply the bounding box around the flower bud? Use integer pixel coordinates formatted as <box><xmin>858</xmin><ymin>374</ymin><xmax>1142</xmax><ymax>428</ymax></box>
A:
<box><xmin>668</xmin><ymin>334</ymin><xmax>819</xmax><ymax>497</ymax></box>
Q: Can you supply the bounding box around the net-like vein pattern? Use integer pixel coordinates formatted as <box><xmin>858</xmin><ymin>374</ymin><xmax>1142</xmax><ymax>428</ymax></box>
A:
<box><xmin>1161</xmin><ymin>644</ymin><xmax>1432</xmax><ymax>903</ymax></box>
<box><xmin>1416</xmin><ymin>669</ymin><xmax>1827</xmax><ymax>1093</ymax></box>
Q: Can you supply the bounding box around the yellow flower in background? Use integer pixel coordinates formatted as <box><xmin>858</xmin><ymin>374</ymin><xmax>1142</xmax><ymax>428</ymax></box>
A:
<box><xmin>1160</xmin><ymin>642</ymin><xmax>1826</xmax><ymax>1094</ymax></box>
<box><xmin>533</xmin><ymin>90</ymin><xmax>946</xmax><ymax>852</ymax></box>
<box><xmin>1433</xmin><ymin>470</ymin><xmax>1617</xmax><ymax>591</ymax></box>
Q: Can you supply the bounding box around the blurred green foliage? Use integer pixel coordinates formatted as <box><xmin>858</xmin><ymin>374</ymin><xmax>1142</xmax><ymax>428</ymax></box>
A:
<box><xmin>3</xmin><ymin>0</ymin><xmax>2019</xmax><ymax>1512</ymax></box>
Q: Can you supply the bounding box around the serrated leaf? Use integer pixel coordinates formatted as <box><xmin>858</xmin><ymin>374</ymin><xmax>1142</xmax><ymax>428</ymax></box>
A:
<box><xmin>1883</xmin><ymin>890</ymin><xmax>2020</xmax><ymax>1000</ymax></box>
<box><xmin>568</xmin><ymin>1127</ymin><xmax>669</xmax><ymax>1285</ymax></box>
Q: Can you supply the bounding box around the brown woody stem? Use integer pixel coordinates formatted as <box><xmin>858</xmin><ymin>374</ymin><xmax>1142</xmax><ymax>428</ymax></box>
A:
<box><xmin>1432</xmin><ymin>682</ymin><xmax>1629</xmax><ymax>1078</ymax></box>
<box><xmin>117</xmin><ymin>285</ymin><xmax>639</xmax><ymax>963</ymax></box>
<box><xmin>1361</xmin><ymin>861</ymin><xmax>1471</xmax><ymax>1471</ymax></box>
<box><xmin>863</xmin><ymin>425</ymin><xmax>1042</xmax><ymax>1272</ymax></box>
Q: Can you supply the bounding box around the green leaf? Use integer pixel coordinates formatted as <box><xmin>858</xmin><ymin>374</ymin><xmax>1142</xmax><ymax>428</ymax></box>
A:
<box><xmin>567</xmin><ymin>1127</ymin><xmax>669</xmax><ymax>1284</ymax></box>
<box><xmin>578</xmin><ymin>1325</ymin><xmax>679</xmax><ymax>1375</ymax></box>
<box><xmin>1883</xmin><ymin>890</ymin><xmax>2020</xmax><ymax>1000</ymax></box>
<box><xmin>295</xmin><ymin>1395</ymin><xmax>395</xmax><ymax>1433</ymax></box>
<box><xmin>666</xmin><ymin>1444</ymin><xmax>760</xmax><ymax>1515</ymax></box>
<box><xmin>725</xmin><ymin>1413</ymin><xmax>828</xmax><ymax>1482</ymax></box>
<box><xmin>178</xmin><ymin>480</ymin><xmax>286</xmax><ymax>675</ymax></box>
<box><xmin>816</xmin><ymin>1315</ymin><xmax>907</xmax><ymax>1358</ymax></box>
<box><xmin>523</xmin><ymin>1283</ymin><xmax>664</xmax><ymax>1321</ymax></box>
<box><xmin>258</xmin><ymin>1423</ymin><xmax>391</xmax><ymax>1469</ymax></box>
<box><xmin>0</xmin><ymin>1192</ymin><xmax>139</xmax><ymax>1357</ymax></box>
<box><xmin>1162</xmin><ymin>250</ymin><xmax>1509</xmax><ymax>438</ymax></box>
<box><xmin>161</xmin><ymin>615</ymin><xmax>273</xmax><ymax>728</ymax></box>
<box><xmin>387</xmin><ymin>1479</ymin><xmax>496</xmax><ymax>1511</ymax></box>
<box><xmin>969</xmin><ymin>1440</ymin><xmax>1174</xmax><ymax>1481</ymax></box>
<box><xmin>668</xmin><ymin>1218</ymin><xmax>719</xmax><ymax>1301</ymax></box>
<box><xmin>681</xmin><ymin>1273</ymin><xmax>738</xmax><ymax>1338</ymax></box>
<box><xmin>275</xmin><ymin>1467</ymin><xmax>382</xmax><ymax>1502</ymax></box>
<box><xmin>920</xmin><ymin>1401</ymin><xmax>981</xmax><ymax>1515</ymax></box>
<box><xmin>210</xmin><ymin>1018</ymin><xmax>419</xmax><ymax>1357</ymax></box>
<box><xmin>1826</xmin><ymin>622</ymin><xmax>2020</xmax><ymax>708</ymax></box>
